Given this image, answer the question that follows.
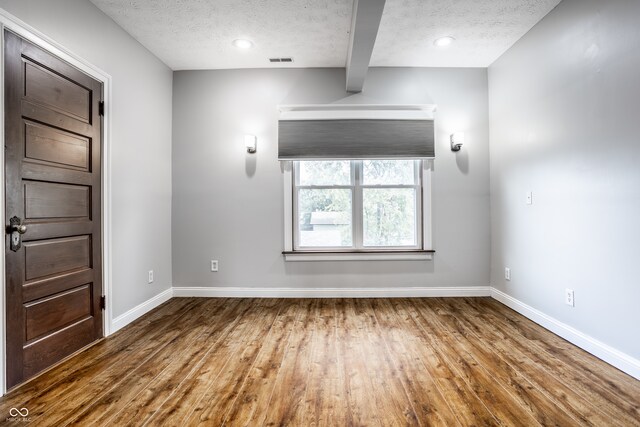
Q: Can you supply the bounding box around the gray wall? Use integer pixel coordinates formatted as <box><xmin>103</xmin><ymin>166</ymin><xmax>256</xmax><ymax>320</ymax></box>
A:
<box><xmin>172</xmin><ymin>68</ymin><xmax>490</xmax><ymax>289</ymax></box>
<box><xmin>0</xmin><ymin>0</ymin><xmax>174</xmax><ymax>317</ymax></box>
<box><xmin>489</xmin><ymin>0</ymin><xmax>640</xmax><ymax>358</ymax></box>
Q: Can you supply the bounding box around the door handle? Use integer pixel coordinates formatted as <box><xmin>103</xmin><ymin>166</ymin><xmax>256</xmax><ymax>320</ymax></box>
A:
<box><xmin>6</xmin><ymin>216</ymin><xmax>27</xmax><ymax>251</ymax></box>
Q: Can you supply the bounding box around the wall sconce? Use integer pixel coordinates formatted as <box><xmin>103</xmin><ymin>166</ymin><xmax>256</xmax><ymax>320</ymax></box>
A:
<box><xmin>450</xmin><ymin>132</ymin><xmax>465</xmax><ymax>152</ymax></box>
<box><xmin>244</xmin><ymin>134</ymin><xmax>257</xmax><ymax>153</ymax></box>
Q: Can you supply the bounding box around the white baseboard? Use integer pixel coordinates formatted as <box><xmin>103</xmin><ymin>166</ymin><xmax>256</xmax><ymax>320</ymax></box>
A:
<box><xmin>110</xmin><ymin>288</ymin><xmax>173</xmax><ymax>334</ymax></box>
<box><xmin>491</xmin><ymin>288</ymin><xmax>640</xmax><ymax>380</ymax></box>
<box><xmin>172</xmin><ymin>286</ymin><xmax>491</xmax><ymax>298</ymax></box>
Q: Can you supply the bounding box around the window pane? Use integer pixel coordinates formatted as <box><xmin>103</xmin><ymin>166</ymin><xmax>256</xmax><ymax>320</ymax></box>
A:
<box><xmin>298</xmin><ymin>161</ymin><xmax>351</xmax><ymax>186</ymax></box>
<box><xmin>298</xmin><ymin>189</ymin><xmax>352</xmax><ymax>247</ymax></box>
<box><xmin>362</xmin><ymin>160</ymin><xmax>415</xmax><ymax>185</ymax></box>
<box><xmin>363</xmin><ymin>188</ymin><xmax>416</xmax><ymax>246</ymax></box>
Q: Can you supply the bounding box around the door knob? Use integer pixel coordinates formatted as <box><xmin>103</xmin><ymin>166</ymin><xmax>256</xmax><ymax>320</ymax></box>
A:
<box><xmin>7</xmin><ymin>216</ymin><xmax>27</xmax><ymax>251</ymax></box>
<box><xmin>13</xmin><ymin>224</ymin><xmax>27</xmax><ymax>234</ymax></box>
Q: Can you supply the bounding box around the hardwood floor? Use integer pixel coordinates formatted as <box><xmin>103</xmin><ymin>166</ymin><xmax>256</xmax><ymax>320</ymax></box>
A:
<box><xmin>1</xmin><ymin>297</ymin><xmax>638</xmax><ymax>426</ymax></box>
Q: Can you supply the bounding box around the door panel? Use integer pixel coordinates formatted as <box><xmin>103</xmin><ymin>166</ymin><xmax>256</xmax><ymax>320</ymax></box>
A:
<box><xmin>24</xmin><ymin>236</ymin><xmax>92</xmax><ymax>280</ymax></box>
<box><xmin>23</xmin><ymin>317</ymin><xmax>96</xmax><ymax>379</ymax></box>
<box><xmin>24</xmin><ymin>61</ymin><xmax>91</xmax><ymax>122</ymax></box>
<box><xmin>4</xmin><ymin>30</ymin><xmax>103</xmax><ymax>389</ymax></box>
<box><xmin>25</xmin><ymin>285</ymin><xmax>92</xmax><ymax>341</ymax></box>
<box><xmin>25</xmin><ymin>121</ymin><xmax>91</xmax><ymax>171</ymax></box>
<box><xmin>24</xmin><ymin>181</ymin><xmax>91</xmax><ymax>219</ymax></box>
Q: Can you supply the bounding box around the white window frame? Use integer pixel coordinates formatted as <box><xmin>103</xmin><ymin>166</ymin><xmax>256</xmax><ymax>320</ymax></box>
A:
<box><xmin>283</xmin><ymin>160</ymin><xmax>433</xmax><ymax>261</ymax></box>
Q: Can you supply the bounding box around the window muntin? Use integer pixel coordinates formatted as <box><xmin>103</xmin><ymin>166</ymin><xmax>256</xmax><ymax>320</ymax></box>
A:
<box><xmin>293</xmin><ymin>160</ymin><xmax>422</xmax><ymax>251</ymax></box>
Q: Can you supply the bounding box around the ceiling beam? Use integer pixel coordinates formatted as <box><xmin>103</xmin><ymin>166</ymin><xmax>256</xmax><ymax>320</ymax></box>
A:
<box><xmin>345</xmin><ymin>0</ymin><xmax>386</xmax><ymax>93</ymax></box>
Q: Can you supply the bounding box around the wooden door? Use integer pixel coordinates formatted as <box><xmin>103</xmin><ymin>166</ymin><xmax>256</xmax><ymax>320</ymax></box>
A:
<box><xmin>4</xmin><ymin>30</ymin><xmax>103</xmax><ymax>389</ymax></box>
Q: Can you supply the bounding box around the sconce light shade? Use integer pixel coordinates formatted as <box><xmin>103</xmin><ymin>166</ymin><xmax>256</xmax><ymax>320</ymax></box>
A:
<box><xmin>450</xmin><ymin>132</ymin><xmax>465</xmax><ymax>152</ymax></box>
<box><xmin>244</xmin><ymin>134</ymin><xmax>257</xmax><ymax>153</ymax></box>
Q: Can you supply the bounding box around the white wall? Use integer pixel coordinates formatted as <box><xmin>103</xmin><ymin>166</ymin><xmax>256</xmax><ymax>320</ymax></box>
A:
<box><xmin>0</xmin><ymin>0</ymin><xmax>174</xmax><ymax>317</ymax></box>
<box><xmin>172</xmin><ymin>67</ymin><xmax>490</xmax><ymax>290</ymax></box>
<box><xmin>489</xmin><ymin>0</ymin><xmax>640</xmax><ymax>359</ymax></box>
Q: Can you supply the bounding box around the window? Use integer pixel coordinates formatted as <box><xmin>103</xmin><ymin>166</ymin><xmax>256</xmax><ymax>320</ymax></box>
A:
<box><xmin>285</xmin><ymin>159</ymin><xmax>431</xmax><ymax>260</ymax></box>
<box><xmin>278</xmin><ymin>104</ymin><xmax>436</xmax><ymax>261</ymax></box>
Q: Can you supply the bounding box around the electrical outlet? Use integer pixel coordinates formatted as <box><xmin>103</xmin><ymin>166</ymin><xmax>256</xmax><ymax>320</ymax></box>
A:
<box><xmin>565</xmin><ymin>289</ymin><xmax>575</xmax><ymax>307</ymax></box>
<box><xmin>148</xmin><ymin>270</ymin><xmax>154</xmax><ymax>284</ymax></box>
<box><xmin>505</xmin><ymin>267</ymin><xmax>511</xmax><ymax>281</ymax></box>
<box><xmin>211</xmin><ymin>260</ymin><xmax>219</xmax><ymax>272</ymax></box>
<box><xmin>526</xmin><ymin>191</ymin><xmax>533</xmax><ymax>205</ymax></box>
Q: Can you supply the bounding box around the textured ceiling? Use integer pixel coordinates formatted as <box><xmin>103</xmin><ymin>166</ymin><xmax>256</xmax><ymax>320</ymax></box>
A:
<box><xmin>89</xmin><ymin>0</ymin><xmax>561</xmax><ymax>70</ymax></box>
<box><xmin>371</xmin><ymin>0</ymin><xmax>562</xmax><ymax>67</ymax></box>
<box><xmin>89</xmin><ymin>0</ymin><xmax>353</xmax><ymax>70</ymax></box>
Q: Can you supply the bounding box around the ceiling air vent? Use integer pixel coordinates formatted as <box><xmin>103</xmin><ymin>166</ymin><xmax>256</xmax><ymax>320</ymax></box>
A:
<box><xmin>269</xmin><ymin>57</ymin><xmax>294</xmax><ymax>63</ymax></box>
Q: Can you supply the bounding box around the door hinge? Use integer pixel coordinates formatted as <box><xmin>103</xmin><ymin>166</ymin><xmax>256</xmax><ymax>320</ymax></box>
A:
<box><xmin>100</xmin><ymin>295</ymin><xmax>106</xmax><ymax>310</ymax></box>
<box><xmin>98</xmin><ymin>101</ymin><xmax>105</xmax><ymax>116</ymax></box>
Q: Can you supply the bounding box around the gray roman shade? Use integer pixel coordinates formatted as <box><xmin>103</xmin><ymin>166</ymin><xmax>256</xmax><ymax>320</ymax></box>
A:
<box><xmin>278</xmin><ymin>118</ymin><xmax>435</xmax><ymax>160</ymax></box>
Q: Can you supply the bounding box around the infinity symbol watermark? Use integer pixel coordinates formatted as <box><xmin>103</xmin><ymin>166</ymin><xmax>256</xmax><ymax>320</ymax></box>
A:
<box><xmin>9</xmin><ymin>408</ymin><xmax>28</xmax><ymax>417</ymax></box>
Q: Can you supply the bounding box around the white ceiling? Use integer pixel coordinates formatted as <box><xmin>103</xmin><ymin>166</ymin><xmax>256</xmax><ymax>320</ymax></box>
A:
<box><xmin>371</xmin><ymin>0</ymin><xmax>561</xmax><ymax>67</ymax></box>
<box><xmin>89</xmin><ymin>0</ymin><xmax>561</xmax><ymax>70</ymax></box>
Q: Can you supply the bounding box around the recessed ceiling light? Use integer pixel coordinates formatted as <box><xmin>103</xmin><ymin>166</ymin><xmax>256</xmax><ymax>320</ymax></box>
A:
<box><xmin>434</xmin><ymin>36</ymin><xmax>455</xmax><ymax>48</ymax></box>
<box><xmin>232</xmin><ymin>39</ymin><xmax>254</xmax><ymax>49</ymax></box>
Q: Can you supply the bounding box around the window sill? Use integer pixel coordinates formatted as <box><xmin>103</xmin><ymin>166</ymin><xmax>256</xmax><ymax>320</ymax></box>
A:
<box><xmin>282</xmin><ymin>250</ymin><xmax>434</xmax><ymax>262</ymax></box>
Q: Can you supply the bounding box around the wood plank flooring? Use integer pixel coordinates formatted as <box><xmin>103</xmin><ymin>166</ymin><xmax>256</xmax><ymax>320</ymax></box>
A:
<box><xmin>0</xmin><ymin>297</ymin><xmax>638</xmax><ymax>426</ymax></box>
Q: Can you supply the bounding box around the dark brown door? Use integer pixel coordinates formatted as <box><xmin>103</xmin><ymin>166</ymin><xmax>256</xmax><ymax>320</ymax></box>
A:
<box><xmin>4</xmin><ymin>30</ymin><xmax>103</xmax><ymax>389</ymax></box>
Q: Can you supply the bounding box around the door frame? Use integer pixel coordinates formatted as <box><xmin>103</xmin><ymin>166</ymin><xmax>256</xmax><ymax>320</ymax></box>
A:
<box><xmin>0</xmin><ymin>9</ymin><xmax>114</xmax><ymax>395</ymax></box>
